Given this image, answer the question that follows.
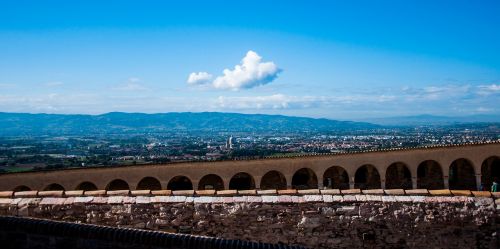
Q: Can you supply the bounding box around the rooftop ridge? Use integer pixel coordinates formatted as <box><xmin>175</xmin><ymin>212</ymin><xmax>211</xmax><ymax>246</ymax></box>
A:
<box><xmin>1</xmin><ymin>140</ymin><xmax>499</xmax><ymax>175</ymax></box>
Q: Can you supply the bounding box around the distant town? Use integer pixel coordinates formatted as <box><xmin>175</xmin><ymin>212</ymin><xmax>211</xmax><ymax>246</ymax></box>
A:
<box><xmin>1</xmin><ymin>122</ymin><xmax>498</xmax><ymax>173</ymax></box>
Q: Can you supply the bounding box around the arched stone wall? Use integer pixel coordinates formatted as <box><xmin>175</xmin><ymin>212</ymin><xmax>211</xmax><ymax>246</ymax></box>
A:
<box><xmin>229</xmin><ymin>172</ymin><xmax>255</xmax><ymax>190</ymax></box>
<box><xmin>106</xmin><ymin>179</ymin><xmax>130</xmax><ymax>191</ymax></box>
<box><xmin>449</xmin><ymin>158</ymin><xmax>476</xmax><ymax>190</ymax></box>
<box><xmin>136</xmin><ymin>177</ymin><xmax>162</xmax><ymax>190</ymax></box>
<box><xmin>76</xmin><ymin>181</ymin><xmax>98</xmax><ymax>191</ymax></box>
<box><xmin>167</xmin><ymin>176</ymin><xmax>193</xmax><ymax>190</ymax></box>
<box><xmin>417</xmin><ymin>160</ymin><xmax>444</xmax><ymax>189</ymax></box>
<box><xmin>385</xmin><ymin>162</ymin><xmax>412</xmax><ymax>189</ymax></box>
<box><xmin>260</xmin><ymin>171</ymin><xmax>287</xmax><ymax>190</ymax></box>
<box><xmin>292</xmin><ymin>168</ymin><xmax>318</xmax><ymax>189</ymax></box>
<box><xmin>198</xmin><ymin>174</ymin><xmax>224</xmax><ymax>190</ymax></box>
<box><xmin>354</xmin><ymin>164</ymin><xmax>381</xmax><ymax>189</ymax></box>
<box><xmin>323</xmin><ymin>166</ymin><xmax>349</xmax><ymax>190</ymax></box>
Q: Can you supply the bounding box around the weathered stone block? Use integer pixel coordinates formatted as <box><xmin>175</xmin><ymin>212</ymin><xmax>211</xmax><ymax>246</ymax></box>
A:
<box><xmin>320</xmin><ymin>189</ymin><xmax>341</xmax><ymax>195</ymax></box>
<box><xmin>322</xmin><ymin>195</ymin><xmax>333</xmax><ymax>202</ymax></box>
<box><xmin>394</xmin><ymin>196</ymin><xmax>412</xmax><ymax>202</ymax></box>
<box><xmin>0</xmin><ymin>198</ymin><xmax>13</xmax><ymax>205</ymax></box>
<box><xmin>0</xmin><ymin>191</ymin><xmax>14</xmax><ymax>198</ymax></box>
<box><xmin>342</xmin><ymin>195</ymin><xmax>356</xmax><ymax>202</ymax></box>
<box><xmin>195</xmin><ymin>190</ymin><xmax>216</xmax><ymax>196</ymax></box>
<box><xmin>354</xmin><ymin>195</ymin><xmax>367</xmax><ymax>201</ymax></box>
<box><xmin>91</xmin><ymin>197</ymin><xmax>108</xmax><ymax>204</ymax></box>
<box><xmin>405</xmin><ymin>189</ymin><xmax>429</xmax><ymax>195</ymax></box>
<box><xmin>39</xmin><ymin>197</ymin><xmax>66</xmax><ymax>205</ymax></box>
<box><xmin>14</xmin><ymin>191</ymin><xmax>38</xmax><ymax>198</ymax></box>
<box><xmin>471</xmin><ymin>191</ymin><xmax>492</xmax><ymax>198</ymax></box>
<box><xmin>257</xmin><ymin>189</ymin><xmax>277</xmax><ymax>195</ymax></box>
<box><xmin>381</xmin><ymin>196</ymin><xmax>396</xmax><ymax>202</ymax></box>
<box><xmin>277</xmin><ymin>189</ymin><xmax>297</xmax><ymax>195</ymax></box>
<box><xmin>107</xmin><ymin>190</ymin><xmax>130</xmax><ymax>196</ymax></box>
<box><xmin>451</xmin><ymin>190</ymin><xmax>472</xmax><ymax>196</ymax></box>
<box><xmin>365</xmin><ymin>195</ymin><xmax>382</xmax><ymax>202</ymax></box>
<box><xmin>384</xmin><ymin>189</ymin><xmax>405</xmax><ymax>195</ymax></box>
<box><xmin>341</xmin><ymin>189</ymin><xmax>361</xmax><ymax>195</ymax></box>
<box><xmin>151</xmin><ymin>190</ymin><xmax>172</xmax><ymax>196</ymax></box>
<box><xmin>135</xmin><ymin>196</ymin><xmax>150</xmax><ymax>204</ymax></box>
<box><xmin>84</xmin><ymin>190</ymin><xmax>106</xmax><ymax>196</ymax></box>
<box><xmin>238</xmin><ymin>190</ymin><xmax>257</xmax><ymax>195</ymax></box>
<box><xmin>303</xmin><ymin>195</ymin><xmax>323</xmax><ymax>202</ymax></box>
<box><xmin>74</xmin><ymin>196</ymin><xmax>93</xmax><ymax>203</ymax></box>
<box><xmin>262</xmin><ymin>195</ymin><xmax>278</xmax><ymax>203</ymax></box>
<box><xmin>429</xmin><ymin>189</ymin><xmax>452</xmax><ymax>196</ymax></box>
<box><xmin>131</xmin><ymin>190</ymin><xmax>151</xmax><ymax>196</ymax></box>
<box><xmin>233</xmin><ymin>196</ymin><xmax>248</xmax><ymax>202</ymax></box>
<box><xmin>216</xmin><ymin>190</ymin><xmax>237</xmax><ymax>196</ymax></box>
<box><xmin>248</xmin><ymin>196</ymin><xmax>263</xmax><ymax>203</ymax></box>
<box><xmin>298</xmin><ymin>189</ymin><xmax>320</xmax><ymax>195</ymax></box>
<box><xmin>64</xmin><ymin>190</ymin><xmax>84</xmax><ymax>197</ymax></box>
<box><xmin>38</xmin><ymin>191</ymin><xmax>64</xmax><ymax>197</ymax></box>
<box><xmin>363</xmin><ymin>189</ymin><xmax>385</xmax><ymax>195</ymax></box>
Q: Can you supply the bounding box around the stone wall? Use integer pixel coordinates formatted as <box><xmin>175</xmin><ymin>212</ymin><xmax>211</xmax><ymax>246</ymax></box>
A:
<box><xmin>1</xmin><ymin>190</ymin><xmax>499</xmax><ymax>249</ymax></box>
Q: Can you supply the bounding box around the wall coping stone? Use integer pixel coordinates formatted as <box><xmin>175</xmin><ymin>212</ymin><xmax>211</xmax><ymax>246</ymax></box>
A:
<box><xmin>384</xmin><ymin>189</ymin><xmax>405</xmax><ymax>195</ymax></box>
<box><xmin>172</xmin><ymin>190</ymin><xmax>195</xmax><ymax>196</ymax></box>
<box><xmin>341</xmin><ymin>189</ymin><xmax>361</xmax><ymax>194</ymax></box>
<box><xmin>65</xmin><ymin>190</ymin><xmax>84</xmax><ymax>197</ymax></box>
<box><xmin>429</xmin><ymin>189</ymin><xmax>452</xmax><ymax>196</ymax></box>
<box><xmin>472</xmin><ymin>191</ymin><xmax>492</xmax><ymax>198</ymax></box>
<box><xmin>492</xmin><ymin>192</ymin><xmax>500</xmax><ymax>198</ymax></box>
<box><xmin>320</xmin><ymin>189</ymin><xmax>340</xmax><ymax>195</ymax></box>
<box><xmin>257</xmin><ymin>189</ymin><xmax>277</xmax><ymax>195</ymax></box>
<box><xmin>38</xmin><ymin>191</ymin><xmax>64</xmax><ymax>197</ymax></box>
<box><xmin>277</xmin><ymin>189</ymin><xmax>297</xmax><ymax>195</ymax></box>
<box><xmin>0</xmin><ymin>191</ymin><xmax>13</xmax><ymax>198</ymax></box>
<box><xmin>451</xmin><ymin>190</ymin><xmax>472</xmax><ymax>196</ymax></box>
<box><xmin>131</xmin><ymin>190</ymin><xmax>151</xmax><ymax>196</ymax></box>
<box><xmin>14</xmin><ymin>191</ymin><xmax>38</xmax><ymax>198</ymax></box>
<box><xmin>362</xmin><ymin>189</ymin><xmax>384</xmax><ymax>195</ymax></box>
<box><xmin>84</xmin><ymin>190</ymin><xmax>106</xmax><ymax>196</ymax></box>
<box><xmin>298</xmin><ymin>189</ymin><xmax>320</xmax><ymax>194</ymax></box>
<box><xmin>238</xmin><ymin>190</ymin><xmax>257</xmax><ymax>195</ymax></box>
<box><xmin>216</xmin><ymin>190</ymin><xmax>238</xmax><ymax>196</ymax></box>
<box><xmin>195</xmin><ymin>190</ymin><xmax>215</xmax><ymax>196</ymax></box>
<box><xmin>107</xmin><ymin>190</ymin><xmax>130</xmax><ymax>196</ymax></box>
<box><xmin>405</xmin><ymin>189</ymin><xmax>429</xmax><ymax>195</ymax></box>
<box><xmin>151</xmin><ymin>190</ymin><xmax>171</xmax><ymax>196</ymax></box>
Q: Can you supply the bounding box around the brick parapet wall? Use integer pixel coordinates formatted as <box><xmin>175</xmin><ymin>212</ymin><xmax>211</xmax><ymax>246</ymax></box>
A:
<box><xmin>1</xmin><ymin>190</ymin><xmax>500</xmax><ymax>248</ymax></box>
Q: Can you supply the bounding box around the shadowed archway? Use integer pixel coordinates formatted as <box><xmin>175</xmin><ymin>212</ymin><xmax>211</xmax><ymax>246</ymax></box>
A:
<box><xmin>136</xmin><ymin>177</ymin><xmax>162</xmax><ymax>190</ymax></box>
<box><xmin>354</xmin><ymin>164</ymin><xmax>381</xmax><ymax>189</ymax></box>
<box><xmin>106</xmin><ymin>179</ymin><xmax>130</xmax><ymax>191</ymax></box>
<box><xmin>385</xmin><ymin>162</ymin><xmax>412</xmax><ymax>189</ymax></box>
<box><xmin>292</xmin><ymin>168</ymin><xmax>318</xmax><ymax>189</ymax></box>
<box><xmin>75</xmin><ymin>181</ymin><xmax>98</xmax><ymax>191</ymax></box>
<box><xmin>481</xmin><ymin>156</ymin><xmax>500</xmax><ymax>189</ymax></box>
<box><xmin>43</xmin><ymin>183</ymin><xmax>65</xmax><ymax>191</ymax></box>
<box><xmin>449</xmin><ymin>158</ymin><xmax>476</xmax><ymax>190</ymax></box>
<box><xmin>167</xmin><ymin>176</ymin><xmax>193</xmax><ymax>190</ymax></box>
<box><xmin>417</xmin><ymin>160</ymin><xmax>444</xmax><ymax>189</ymax></box>
<box><xmin>260</xmin><ymin>170</ymin><xmax>287</xmax><ymax>190</ymax></box>
<box><xmin>198</xmin><ymin>174</ymin><xmax>224</xmax><ymax>190</ymax></box>
<box><xmin>229</xmin><ymin>172</ymin><xmax>255</xmax><ymax>190</ymax></box>
<box><xmin>323</xmin><ymin>166</ymin><xmax>349</xmax><ymax>190</ymax></box>
<box><xmin>12</xmin><ymin>185</ymin><xmax>31</xmax><ymax>192</ymax></box>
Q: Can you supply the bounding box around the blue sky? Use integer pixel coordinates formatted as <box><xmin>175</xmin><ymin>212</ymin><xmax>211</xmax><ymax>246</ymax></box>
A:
<box><xmin>0</xmin><ymin>1</ymin><xmax>499</xmax><ymax>119</ymax></box>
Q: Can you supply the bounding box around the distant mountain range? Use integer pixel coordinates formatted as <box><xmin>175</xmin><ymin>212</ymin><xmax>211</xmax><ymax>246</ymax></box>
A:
<box><xmin>0</xmin><ymin>112</ymin><xmax>378</xmax><ymax>136</ymax></box>
<box><xmin>361</xmin><ymin>114</ymin><xmax>500</xmax><ymax>126</ymax></box>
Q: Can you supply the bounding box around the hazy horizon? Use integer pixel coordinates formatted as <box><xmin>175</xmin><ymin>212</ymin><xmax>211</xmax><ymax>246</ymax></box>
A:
<box><xmin>1</xmin><ymin>1</ymin><xmax>499</xmax><ymax>119</ymax></box>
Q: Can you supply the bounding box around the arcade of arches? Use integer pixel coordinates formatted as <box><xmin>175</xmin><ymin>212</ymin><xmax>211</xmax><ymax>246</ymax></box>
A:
<box><xmin>11</xmin><ymin>156</ymin><xmax>499</xmax><ymax>192</ymax></box>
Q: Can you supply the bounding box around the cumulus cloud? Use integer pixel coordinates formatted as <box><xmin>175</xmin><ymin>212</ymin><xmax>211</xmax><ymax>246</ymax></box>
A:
<box><xmin>187</xmin><ymin>50</ymin><xmax>281</xmax><ymax>90</ymax></box>
<box><xmin>477</xmin><ymin>84</ymin><xmax>500</xmax><ymax>95</ymax></box>
<box><xmin>187</xmin><ymin>72</ymin><xmax>213</xmax><ymax>85</ymax></box>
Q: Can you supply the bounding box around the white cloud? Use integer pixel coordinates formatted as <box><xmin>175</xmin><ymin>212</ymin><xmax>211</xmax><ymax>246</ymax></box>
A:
<box><xmin>477</xmin><ymin>84</ymin><xmax>500</xmax><ymax>95</ymax></box>
<box><xmin>187</xmin><ymin>72</ymin><xmax>213</xmax><ymax>85</ymax></box>
<box><xmin>113</xmin><ymin>78</ymin><xmax>148</xmax><ymax>91</ymax></box>
<box><xmin>187</xmin><ymin>50</ymin><xmax>281</xmax><ymax>90</ymax></box>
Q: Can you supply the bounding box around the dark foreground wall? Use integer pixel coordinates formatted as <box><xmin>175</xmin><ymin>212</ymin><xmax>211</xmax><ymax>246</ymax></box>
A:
<box><xmin>0</xmin><ymin>216</ymin><xmax>304</xmax><ymax>249</ymax></box>
<box><xmin>1</xmin><ymin>194</ymin><xmax>500</xmax><ymax>249</ymax></box>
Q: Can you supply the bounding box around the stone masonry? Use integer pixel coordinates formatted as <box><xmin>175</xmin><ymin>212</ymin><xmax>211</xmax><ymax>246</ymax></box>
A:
<box><xmin>1</xmin><ymin>189</ymin><xmax>500</xmax><ymax>249</ymax></box>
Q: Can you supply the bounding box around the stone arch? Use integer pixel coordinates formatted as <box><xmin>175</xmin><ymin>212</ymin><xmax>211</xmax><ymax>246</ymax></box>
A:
<box><xmin>43</xmin><ymin>183</ymin><xmax>65</xmax><ymax>191</ymax></box>
<box><xmin>136</xmin><ymin>177</ymin><xmax>162</xmax><ymax>190</ymax></box>
<box><xmin>385</xmin><ymin>162</ymin><xmax>412</xmax><ymax>189</ymax></box>
<box><xmin>322</xmin><ymin>166</ymin><xmax>349</xmax><ymax>190</ymax></box>
<box><xmin>449</xmin><ymin>158</ymin><xmax>476</xmax><ymax>190</ymax></box>
<box><xmin>75</xmin><ymin>181</ymin><xmax>98</xmax><ymax>191</ymax></box>
<box><xmin>260</xmin><ymin>170</ymin><xmax>287</xmax><ymax>190</ymax></box>
<box><xmin>292</xmin><ymin>168</ymin><xmax>318</xmax><ymax>189</ymax></box>
<box><xmin>12</xmin><ymin>185</ymin><xmax>31</xmax><ymax>192</ymax></box>
<box><xmin>106</xmin><ymin>179</ymin><xmax>130</xmax><ymax>191</ymax></box>
<box><xmin>167</xmin><ymin>176</ymin><xmax>193</xmax><ymax>190</ymax></box>
<box><xmin>417</xmin><ymin>160</ymin><xmax>444</xmax><ymax>189</ymax></box>
<box><xmin>198</xmin><ymin>174</ymin><xmax>224</xmax><ymax>190</ymax></box>
<box><xmin>229</xmin><ymin>172</ymin><xmax>255</xmax><ymax>190</ymax></box>
<box><xmin>481</xmin><ymin>156</ymin><xmax>500</xmax><ymax>189</ymax></box>
<box><xmin>354</xmin><ymin>164</ymin><xmax>381</xmax><ymax>189</ymax></box>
